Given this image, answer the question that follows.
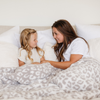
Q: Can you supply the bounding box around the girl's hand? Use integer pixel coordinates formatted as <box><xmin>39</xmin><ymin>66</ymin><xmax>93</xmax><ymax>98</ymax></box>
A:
<box><xmin>41</xmin><ymin>60</ymin><xmax>49</xmax><ymax>63</ymax></box>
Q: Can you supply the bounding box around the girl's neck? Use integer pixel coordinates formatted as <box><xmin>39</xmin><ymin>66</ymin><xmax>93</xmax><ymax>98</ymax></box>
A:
<box><xmin>30</xmin><ymin>47</ymin><xmax>36</xmax><ymax>50</ymax></box>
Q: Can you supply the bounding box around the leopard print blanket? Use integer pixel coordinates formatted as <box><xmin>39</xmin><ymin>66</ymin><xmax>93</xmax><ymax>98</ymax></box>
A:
<box><xmin>0</xmin><ymin>57</ymin><xmax>100</xmax><ymax>100</ymax></box>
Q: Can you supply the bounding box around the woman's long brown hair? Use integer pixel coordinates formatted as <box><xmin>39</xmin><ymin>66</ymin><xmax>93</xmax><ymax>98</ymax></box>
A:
<box><xmin>20</xmin><ymin>28</ymin><xmax>44</xmax><ymax>63</ymax></box>
<box><xmin>52</xmin><ymin>19</ymin><xmax>89</xmax><ymax>62</ymax></box>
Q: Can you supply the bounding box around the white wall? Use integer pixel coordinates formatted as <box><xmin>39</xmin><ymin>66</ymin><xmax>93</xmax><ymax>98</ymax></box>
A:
<box><xmin>0</xmin><ymin>0</ymin><xmax>100</xmax><ymax>26</ymax></box>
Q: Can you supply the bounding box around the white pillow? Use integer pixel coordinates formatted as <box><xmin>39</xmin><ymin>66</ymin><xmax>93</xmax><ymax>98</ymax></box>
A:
<box><xmin>43</xmin><ymin>42</ymin><xmax>58</xmax><ymax>61</ymax></box>
<box><xmin>0</xmin><ymin>26</ymin><xmax>20</xmax><ymax>48</ymax></box>
<box><xmin>0</xmin><ymin>41</ymin><xmax>19</xmax><ymax>68</ymax></box>
<box><xmin>37</xmin><ymin>29</ymin><xmax>56</xmax><ymax>49</ymax></box>
<box><xmin>75</xmin><ymin>24</ymin><xmax>100</xmax><ymax>41</ymax></box>
<box><xmin>88</xmin><ymin>38</ymin><xmax>100</xmax><ymax>62</ymax></box>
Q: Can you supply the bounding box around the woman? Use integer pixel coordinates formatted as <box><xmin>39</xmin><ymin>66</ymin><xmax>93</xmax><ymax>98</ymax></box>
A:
<box><xmin>41</xmin><ymin>19</ymin><xmax>100</xmax><ymax>92</ymax></box>
<box><xmin>41</xmin><ymin>19</ymin><xmax>90</xmax><ymax>69</ymax></box>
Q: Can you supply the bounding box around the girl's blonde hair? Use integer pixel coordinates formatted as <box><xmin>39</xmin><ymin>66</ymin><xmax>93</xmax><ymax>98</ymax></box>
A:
<box><xmin>20</xmin><ymin>28</ymin><xmax>44</xmax><ymax>63</ymax></box>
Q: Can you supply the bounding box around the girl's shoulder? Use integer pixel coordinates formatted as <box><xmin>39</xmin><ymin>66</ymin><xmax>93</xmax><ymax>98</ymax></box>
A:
<box><xmin>19</xmin><ymin>48</ymin><xmax>27</xmax><ymax>54</ymax></box>
<box><xmin>32</xmin><ymin>48</ymin><xmax>44</xmax><ymax>56</ymax></box>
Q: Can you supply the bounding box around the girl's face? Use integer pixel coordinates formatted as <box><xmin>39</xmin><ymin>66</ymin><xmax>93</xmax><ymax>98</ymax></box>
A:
<box><xmin>52</xmin><ymin>27</ymin><xmax>64</xmax><ymax>43</ymax></box>
<box><xmin>29</xmin><ymin>33</ymin><xmax>38</xmax><ymax>49</ymax></box>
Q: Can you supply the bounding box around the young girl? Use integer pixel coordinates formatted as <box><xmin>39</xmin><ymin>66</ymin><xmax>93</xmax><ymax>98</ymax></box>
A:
<box><xmin>0</xmin><ymin>28</ymin><xmax>45</xmax><ymax>84</ymax></box>
<box><xmin>18</xmin><ymin>28</ymin><xmax>45</xmax><ymax>66</ymax></box>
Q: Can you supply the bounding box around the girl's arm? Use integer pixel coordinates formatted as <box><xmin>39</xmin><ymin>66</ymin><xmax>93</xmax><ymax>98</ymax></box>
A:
<box><xmin>31</xmin><ymin>56</ymin><xmax>45</xmax><ymax>64</ymax></box>
<box><xmin>19</xmin><ymin>59</ymin><xmax>41</xmax><ymax>65</ymax></box>
<box><xmin>41</xmin><ymin>54</ymin><xmax>83</xmax><ymax>69</ymax></box>
<box><xmin>18</xmin><ymin>59</ymin><xmax>25</xmax><ymax>67</ymax></box>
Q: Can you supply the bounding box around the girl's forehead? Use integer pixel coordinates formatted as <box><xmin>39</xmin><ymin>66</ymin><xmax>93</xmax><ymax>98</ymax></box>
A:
<box><xmin>31</xmin><ymin>32</ymin><xmax>37</xmax><ymax>35</ymax></box>
<box><xmin>30</xmin><ymin>33</ymin><xmax>37</xmax><ymax>38</ymax></box>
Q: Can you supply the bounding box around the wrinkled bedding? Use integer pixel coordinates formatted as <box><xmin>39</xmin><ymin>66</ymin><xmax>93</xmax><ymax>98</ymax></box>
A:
<box><xmin>0</xmin><ymin>57</ymin><xmax>100</xmax><ymax>100</ymax></box>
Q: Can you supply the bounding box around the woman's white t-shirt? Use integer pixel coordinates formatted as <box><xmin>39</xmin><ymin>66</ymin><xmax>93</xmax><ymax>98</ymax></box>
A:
<box><xmin>18</xmin><ymin>48</ymin><xmax>43</xmax><ymax>64</ymax></box>
<box><xmin>63</xmin><ymin>38</ymin><xmax>90</xmax><ymax>61</ymax></box>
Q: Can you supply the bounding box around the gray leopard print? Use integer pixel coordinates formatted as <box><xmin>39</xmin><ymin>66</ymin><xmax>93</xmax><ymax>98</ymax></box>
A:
<box><xmin>51</xmin><ymin>57</ymin><xmax>100</xmax><ymax>92</ymax></box>
<box><xmin>3</xmin><ymin>63</ymin><xmax>57</xmax><ymax>85</ymax></box>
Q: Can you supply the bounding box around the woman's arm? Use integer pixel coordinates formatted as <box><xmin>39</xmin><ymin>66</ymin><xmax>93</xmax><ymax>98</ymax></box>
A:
<box><xmin>41</xmin><ymin>54</ymin><xmax>83</xmax><ymax>69</ymax></box>
<box><xmin>32</xmin><ymin>62</ymin><xmax>40</xmax><ymax>64</ymax></box>
<box><xmin>18</xmin><ymin>59</ymin><xmax>25</xmax><ymax>67</ymax></box>
<box><xmin>40</xmin><ymin>56</ymin><xmax>45</xmax><ymax>62</ymax></box>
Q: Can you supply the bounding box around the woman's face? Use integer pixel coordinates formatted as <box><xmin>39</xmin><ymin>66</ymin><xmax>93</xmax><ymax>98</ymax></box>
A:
<box><xmin>29</xmin><ymin>33</ymin><xmax>38</xmax><ymax>49</ymax></box>
<box><xmin>52</xmin><ymin>27</ymin><xmax>64</xmax><ymax>43</ymax></box>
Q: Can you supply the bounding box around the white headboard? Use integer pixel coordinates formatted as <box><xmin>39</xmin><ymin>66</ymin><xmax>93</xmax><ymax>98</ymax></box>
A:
<box><xmin>0</xmin><ymin>25</ymin><xmax>99</xmax><ymax>35</ymax></box>
<box><xmin>0</xmin><ymin>26</ymin><xmax>51</xmax><ymax>35</ymax></box>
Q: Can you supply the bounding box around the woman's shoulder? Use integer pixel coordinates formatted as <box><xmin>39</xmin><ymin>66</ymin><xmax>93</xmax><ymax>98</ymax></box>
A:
<box><xmin>73</xmin><ymin>38</ymin><xmax>85</xmax><ymax>42</ymax></box>
<box><xmin>72</xmin><ymin>38</ymin><xmax>86</xmax><ymax>44</ymax></box>
<box><xmin>70</xmin><ymin>38</ymin><xmax>88</xmax><ymax>50</ymax></box>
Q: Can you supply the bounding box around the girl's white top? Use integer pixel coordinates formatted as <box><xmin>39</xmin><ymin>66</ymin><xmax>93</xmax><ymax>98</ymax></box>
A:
<box><xmin>63</xmin><ymin>38</ymin><xmax>90</xmax><ymax>61</ymax></box>
<box><xmin>18</xmin><ymin>48</ymin><xmax>43</xmax><ymax>64</ymax></box>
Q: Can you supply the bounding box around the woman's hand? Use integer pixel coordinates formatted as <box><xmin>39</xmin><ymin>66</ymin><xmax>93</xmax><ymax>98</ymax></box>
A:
<box><xmin>40</xmin><ymin>56</ymin><xmax>45</xmax><ymax>62</ymax></box>
<box><xmin>32</xmin><ymin>62</ymin><xmax>40</xmax><ymax>64</ymax></box>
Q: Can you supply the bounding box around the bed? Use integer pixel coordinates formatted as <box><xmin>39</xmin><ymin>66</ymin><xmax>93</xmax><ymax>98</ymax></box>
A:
<box><xmin>0</xmin><ymin>24</ymin><xmax>100</xmax><ymax>100</ymax></box>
